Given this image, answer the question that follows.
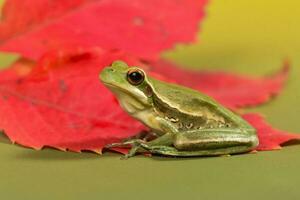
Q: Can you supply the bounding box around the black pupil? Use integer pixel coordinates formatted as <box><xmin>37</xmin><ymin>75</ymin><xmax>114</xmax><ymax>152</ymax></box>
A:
<box><xmin>128</xmin><ymin>71</ymin><xmax>144</xmax><ymax>85</ymax></box>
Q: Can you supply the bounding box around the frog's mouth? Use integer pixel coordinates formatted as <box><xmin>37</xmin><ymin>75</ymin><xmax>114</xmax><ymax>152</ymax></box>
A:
<box><xmin>102</xmin><ymin>82</ymin><xmax>139</xmax><ymax>99</ymax></box>
<box><xmin>102</xmin><ymin>82</ymin><xmax>151</xmax><ymax>113</ymax></box>
<box><xmin>102</xmin><ymin>82</ymin><xmax>130</xmax><ymax>94</ymax></box>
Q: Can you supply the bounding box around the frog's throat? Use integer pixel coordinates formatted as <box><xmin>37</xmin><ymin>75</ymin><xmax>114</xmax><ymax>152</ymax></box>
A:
<box><xmin>103</xmin><ymin>83</ymin><xmax>151</xmax><ymax>113</ymax></box>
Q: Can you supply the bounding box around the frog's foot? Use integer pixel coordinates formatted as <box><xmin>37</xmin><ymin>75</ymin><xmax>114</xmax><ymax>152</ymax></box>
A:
<box><xmin>105</xmin><ymin>139</ymin><xmax>146</xmax><ymax>159</ymax></box>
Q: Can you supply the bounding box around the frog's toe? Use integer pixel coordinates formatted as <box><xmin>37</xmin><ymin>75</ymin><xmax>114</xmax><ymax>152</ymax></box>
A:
<box><xmin>106</xmin><ymin>139</ymin><xmax>145</xmax><ymax>149</ymax></box>
<box><xmin>122</xmin><ymin>153</ymin><xmax>134</xmax><ymax>160</ymax></box>
<box><xmin>123</xmin><ymin>139</ymin><xmax>145</xmax><ymax>146</ymax></box>
<box><xmin>120</xmin><ymin>155</ymin><xmax>130</xmax><ymax>160</ymax></box>
<box><xmin>105</xmin><ymin>142</ymin><xmax>126</xmax><ymax>148</ymax></box>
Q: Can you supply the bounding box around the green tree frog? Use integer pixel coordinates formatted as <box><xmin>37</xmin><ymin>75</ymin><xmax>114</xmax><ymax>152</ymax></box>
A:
<box><xmin>100</xmin><ymin>61</ymin><xmax>259</xmax><ymax>158</ymax></box>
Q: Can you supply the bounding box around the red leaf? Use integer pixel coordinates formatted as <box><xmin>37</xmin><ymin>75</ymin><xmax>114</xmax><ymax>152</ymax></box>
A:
<box><xmin>0</xmin><ymin>49</ymin><xmax>296</xmax><ymax>153</ymax></box>
<box><xmin>150</xmin><ymin>60</ymin><xmax>289</xmax><ymax>109</ymax></box>
<box><xmin>0</xmin><ymin>0</ymin><xmax>207</xmax><ymax>60</ymax></box>
<box><xmin>243</xmin><ymin>114</ymin><xmax>300</xmax><ymax>151</ymax></box>
<box><xmin>0</xmin><ymin>58</ymin><xmax>35</xmax><ymax>82</ymax></box>
<box><xmin>0</xmin><ymin>49</ymin><xmax>146</xmax><ymax>153</ymax></box>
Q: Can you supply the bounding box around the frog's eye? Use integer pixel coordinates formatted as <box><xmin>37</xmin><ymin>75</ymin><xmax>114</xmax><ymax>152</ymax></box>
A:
<box><xmin>127</xmin><ymin>69</ymin><xmax>145</xmax><ymax>85</ymax></box>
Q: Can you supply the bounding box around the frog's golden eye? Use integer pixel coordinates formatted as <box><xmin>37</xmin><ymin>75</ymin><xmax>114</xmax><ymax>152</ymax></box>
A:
<box><xmin>127</xmin><ymin>69</ymin><xmax>145</xmax><ymax>85</ymax></box>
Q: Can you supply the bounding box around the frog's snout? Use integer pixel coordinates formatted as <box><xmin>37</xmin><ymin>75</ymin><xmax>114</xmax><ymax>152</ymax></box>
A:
<box><xmin>99</xmin><ymin>67</ymin><xmax>110</xmax><ymax>82</ymax></box>
<box><xmin>100</xmin><ymin>61</ymin><xmax>132</xmax><ymax>87</ymax></box>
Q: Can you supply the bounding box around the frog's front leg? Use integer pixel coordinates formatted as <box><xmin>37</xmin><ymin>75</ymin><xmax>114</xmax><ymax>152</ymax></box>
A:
<box><xmin>105</xmin><ymin>116</ymin><xmax>177</xmax><ymax>158</ymax></box>
<box><xmin>142</xmin><ymin>128</ymin><xmax>259</xmax><ymax>157</ymax></box>
<box><xmin>125</xmin><ymin>133</ymin><xmax>174</xmax><ymax>158</ymax></box>
<box><xmin>105</xmin><ymin>133</ymin><xmax>174</xmax><ymax>158</ymax></box>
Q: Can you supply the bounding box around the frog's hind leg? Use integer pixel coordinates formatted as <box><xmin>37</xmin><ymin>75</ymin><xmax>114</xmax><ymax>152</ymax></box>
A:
<box><xmin>139</xmin><ymin>144</ymin><xmax>253</xmax><ymax>157</ymax></box>
<box><xmin>140</xmin><ymin>128</ymin><xmax>258</xmax><ymax>157</ymax></box>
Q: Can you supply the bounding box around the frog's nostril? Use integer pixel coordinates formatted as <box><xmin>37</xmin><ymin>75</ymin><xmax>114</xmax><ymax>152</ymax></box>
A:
<box><xmin>109</xmin><ymin>68</ymin><xmax>115</xmax><ymax>72</ymax></box>
<box><xmin>105</xmin><ymin>68</ymin><xmax>114</xmax><ymax>73</ymax></box>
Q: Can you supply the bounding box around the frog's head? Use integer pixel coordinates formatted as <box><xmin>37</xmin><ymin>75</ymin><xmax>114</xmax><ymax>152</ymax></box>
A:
<box><xmin>100</xmin><ymin>61</ymin><xmax>153</xmax><ymax>114</ymax></box>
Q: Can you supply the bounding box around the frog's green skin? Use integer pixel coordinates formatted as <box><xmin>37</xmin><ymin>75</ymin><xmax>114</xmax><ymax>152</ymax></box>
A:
<box><xmin>100</xmin><ymin>61</ymin><xmax>259</xmax><ymax>158</ymax></box>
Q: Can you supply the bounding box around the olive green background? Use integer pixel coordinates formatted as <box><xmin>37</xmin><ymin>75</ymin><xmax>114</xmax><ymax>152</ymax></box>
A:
<box><xmin>0</xmin><ymin>1</ymin><xmax>300</xmax><ymax>200</ymax></box>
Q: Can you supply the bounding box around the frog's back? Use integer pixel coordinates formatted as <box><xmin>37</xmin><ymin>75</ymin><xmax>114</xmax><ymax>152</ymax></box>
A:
<box><xmin>150</xmin><ymin>78</ymin><xmax>222</xmax><ymax>113</ymax></box>
<box><xmin>149</xmin><ymin>78</ymin><xmax>250</xmax><ymax>129</ymax></box>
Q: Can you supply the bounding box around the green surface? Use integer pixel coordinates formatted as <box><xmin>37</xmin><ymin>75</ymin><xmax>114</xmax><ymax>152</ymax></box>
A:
<box><xmin>1</xmin><ymin>1</ymin><xmax>300</xmax><ymax>200</ymax></box>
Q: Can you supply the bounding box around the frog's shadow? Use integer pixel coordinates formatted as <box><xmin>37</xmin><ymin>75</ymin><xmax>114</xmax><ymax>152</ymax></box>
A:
<box><xmin>0</xmin><ymin>132</ymin><xmax>11</xmax><ymax>145</ymax></box>
<box><xmin>147</xmin><ymin>154</ymin><xmax>219</xmax><ymax>161</ymax></box>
